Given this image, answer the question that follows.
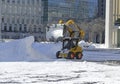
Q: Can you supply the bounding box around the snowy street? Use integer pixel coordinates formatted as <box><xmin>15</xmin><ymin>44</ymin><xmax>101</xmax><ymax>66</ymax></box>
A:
<box><xmin>0</xmin><ymin>61</ymin><xmax>120</xmax><ymax>84</ymax></box>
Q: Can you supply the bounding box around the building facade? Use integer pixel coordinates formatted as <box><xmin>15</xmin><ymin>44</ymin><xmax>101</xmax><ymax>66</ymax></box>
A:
<box><xmin>112</xmin><ymin>0</ymin><xmax>120</xmax><ymax>47</ymax></box>
<box><xmin>0</xmin><ymin>0</ymin><xmax>45</xmax><ymax>41</ymax></box>
<box><xmin>105</xmin><ymin>0</ymin><xmax>120</xmax><ymax>48</ymax></box>
<box><xmin>0</xmin><ymin>0</ymin><xmax>100</xmax><ymax>41</ymax></box>
<box><xmin>42</xmin><ymin>0</ymin><xmax>98</xmax><ymax>24</ymax></box>
<box><xmin>113</xmin><ymin>0</ymin><xmax>120</xmax><ymax>22</ymax></box>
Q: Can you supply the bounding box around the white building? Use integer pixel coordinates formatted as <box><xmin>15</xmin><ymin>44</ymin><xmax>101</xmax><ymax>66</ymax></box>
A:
<box><xmin>105</xmin><ymin>0</ymin><xmax>120</xmax><ymax>48</ymax></box>
<box><xmin>0</xmin><ymin>0</ymin><xmax>45</xmax><ymax>41</ymax></box>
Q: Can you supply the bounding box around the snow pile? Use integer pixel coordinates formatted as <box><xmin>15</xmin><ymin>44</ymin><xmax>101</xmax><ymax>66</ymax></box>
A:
<box><xmin>46</xmin><ymin>29</ymin><xmax>63</xmax><ymax>41</ymax></box>
<box><xmin>32</xmin><ymin>42</ymin><xmax>62</xmax><ymax>59</ymax></box>
<box><xmin>0</xmin><ymin>36</ymin><xmax>120</xmax><ymax>62</ymax></box>
<box><xmin>0</xmin><ymin>36</ymin><xmax>48</xmax><ymax>61</ymax></box>
<box><xmin>78</xmin><ymin>40</ymin><xmax>96</xmax><ymax>49</ymax></box>
<box><xmin>78</xmin><ymin>40</ymin><xmax>106</xmax><ymax>49</ymax></box>
<box><xmin>46</xmin><ymin>24</ymin><xmax>63</xmax><ymax>41</ymax></box>
<box><xmin>94</xmin><ymin>44</ymin><xmax>106</xmax><ymax>48</ymax></box>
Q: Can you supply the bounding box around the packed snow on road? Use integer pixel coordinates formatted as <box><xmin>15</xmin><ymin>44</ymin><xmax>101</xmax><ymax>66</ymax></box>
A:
<box><xmin>0</xmin><ymin>36</ymin><xmax>120</xmax><ymax>84</ymax></box>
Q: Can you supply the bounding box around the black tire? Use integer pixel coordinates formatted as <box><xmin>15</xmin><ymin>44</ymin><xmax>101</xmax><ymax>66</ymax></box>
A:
<box><xmin>67</xmin><ymin>52</ymin><xmax>75</xmax><ymax>59</ymax></box>
<box><xmin>76</xmin><ymin>52</ymin><xmax>83</xmax><ymax>59</ymax></box>
<box><xmin>56</xmin><ymin>51</ymin><xmax>62</xmax><ymax>58</ymax></box>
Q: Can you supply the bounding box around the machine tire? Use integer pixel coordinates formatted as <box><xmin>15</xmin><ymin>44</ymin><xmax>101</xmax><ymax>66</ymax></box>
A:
<box><xmin>56</xmin><ymin>51</ymin><xmax>61</xmax><ymax>58</ymax></box>
<box><xmin>76</xmin><ymin>52</ymin><xmax>83</xmax><ymax>59</ymax></box>
<box><xmin>67</xmin><ymin>52</ymin><xmax>75</xmax><ymax>59</ymax></box>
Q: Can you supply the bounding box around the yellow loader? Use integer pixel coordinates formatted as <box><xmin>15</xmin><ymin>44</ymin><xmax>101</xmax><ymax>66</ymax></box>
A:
<box><xmin>56</xmin><ymin>20</ymin><xmax>85</xmax><ymax>59</ymax></box>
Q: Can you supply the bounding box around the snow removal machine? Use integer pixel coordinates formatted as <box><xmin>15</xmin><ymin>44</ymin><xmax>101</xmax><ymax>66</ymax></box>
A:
<box><xmin>56</xmin><ymin>20</ymin><xmax>85</xmax><ymax>59</ymax></box>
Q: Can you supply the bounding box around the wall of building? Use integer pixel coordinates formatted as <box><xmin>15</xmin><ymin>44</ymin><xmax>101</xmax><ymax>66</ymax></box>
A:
<box><xmin>0</xmin><ymin>0</ymin><xmax>45</xmax><ymax>41</ymax></box>
<box><xmin>113</xmin><ymin>0</ymin><xmax>120</xmax><ymax>23</ymax></box>
<box><xmin>44</xmin><ymin>0</ymin><xmax>98</xmax><ymax>24</ymax></box>
<box><xmin>113</xmin><ymin>0</ymin><xmax>120</xmax><ymax>47</ymax></box>
<box><xmin>105</xmin><ymin>0</ymin><xmax>120</xmax><ymax>48</ymax></box>
<box><xmin>117</xmin><ymin>29</ymin><xmax>120</xmax><ymax>47</ymax></box>
<box><xmin>0</xmin><ymin>0</ymin><xmax>1</xmax><ymax>39</ymax></box>
<box><xmin>0</xmin><ymin>0</ymin><xmax>101</xmax><ymax>42</ymax></box>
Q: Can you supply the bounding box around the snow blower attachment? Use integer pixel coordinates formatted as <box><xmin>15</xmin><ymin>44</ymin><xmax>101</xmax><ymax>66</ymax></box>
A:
<box><xmin>56</xmin><ymin>20</ymin><xmax>85</xmax><ymax>59</ymax></box>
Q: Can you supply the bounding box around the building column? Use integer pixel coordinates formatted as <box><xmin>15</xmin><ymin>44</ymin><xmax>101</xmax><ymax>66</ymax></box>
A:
<box><xmin>0</xmin><ymin>1</ymin><xmax>2</xmax><ymax>39</ymax></box>
<box><xmin>105</xmin><ymin>0</ymin><xmax>113</xmax><ymax>48</ymax></box>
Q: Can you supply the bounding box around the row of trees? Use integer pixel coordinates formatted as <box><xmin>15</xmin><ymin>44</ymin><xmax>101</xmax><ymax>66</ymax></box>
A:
<box><xmin>79</xmin><ymin>17</ymin><xmax>105</xmax><ymax>43</ymax></box>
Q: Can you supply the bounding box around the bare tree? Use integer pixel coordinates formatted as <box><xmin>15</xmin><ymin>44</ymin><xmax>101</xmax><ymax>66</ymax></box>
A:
<box><xmin>92</xmin><ymin>18</ymin><xmax>105</xmax><ymax>43</ymax></box>
<box><xmin>79</xmin><ymin>18</ymin><xmax>105</xmax><ymax>43</ymax></box>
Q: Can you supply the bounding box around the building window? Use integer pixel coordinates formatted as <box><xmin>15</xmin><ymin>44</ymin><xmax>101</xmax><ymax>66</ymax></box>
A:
<box><xmin>38</xmin><ymin>28</ymin><xmax>41</xmax><ymax>32</ymax></box>
<box><xmin>2</xmin><ymin>0</ymin><xmax>5</xmax><ymax>2</ymax></box>
<box><xmin>19</xmin><ymin>24</ymin><xmax>22</xmax><ymax>31</ymax></box>
<box><xmin>36</xmin><ymin>19</ymin><xmax>39</xmax><ymax>24</ymax></box>
<box><xmin>22</xmin><ymin>0</ymin><xmax>25</xmax><ymax>4</ymax></box>
<box><xmin>12</xmin><ymin>0</ymin><xmax>15</xmax><ymax>3</ymax></box>
<box><xmin>4</xmin><ymin>26</ymin><xmax>7</xmax><ymax>31</ymax></box>
<box><xmin>27</xmin><ymin>18</ymin><xmax>29</xmax><ymax>24</ymax></box>
<box><xmin>14</xmin><ymin>24</ymin><xmax>17</xmax><ymax>32</ymax></box>
<box><xmin>7</xmin><ymin>18</ymin><xmax>10</xmax><ymax>23</ymax></box>
<box><xmin>22</xmin><ymin>19</ymin><xmax>24</xmax><ymax>24</ymax></box>
<box><xmin>2</xmin><ymin>17</ymin><xmax>4</xmax><ymax>22</ymax></box>
<box><xmin>27</xmin><ymin>0</ymin><xmax>30</xmax><ymax>4</ymax></box>
<box><xmin>32</xmin><ymin>0</ymin><xmax>34</xmax><ymax>4</ymax></box>
<box><xmin>17</xmin><ymin>0</ymin><xmax>20</xmax><ymax>4</ymax></box>
<box><xmin>34</xmin><ymin>25</ymin><xmax>37</xmax><ymax>32</ymax></box>
<box><xmin>31</xmin><ymin>19</ymin><xmax>34</xmax><ymax>24</ymax></box>
<box><xmin>24</xmin><ymin>24</ymin><xmax>27</xmax><ymax>32</ymax></box>
<box><xmin>12</xmin><ymin>20</ymin><xmax>14</xmax><ymax>23</ymax></box>
<box><xmin>37</xmin><ymin>0</ymin><xmax>39</xmax><ymax>3</ymax></box>
<box><xmin>7</xmin><ymin>0</ymin><xmax>10</xmax><ymax>3</ymax></box>
<box><xmin>9</xmin><ymin>25</ymin><xmax>12</xmax><ymax>31</ymax></box>
<box><xmin>17</xmin><ymin>18</ymin><xmax>19</xmax><ymax>23</ymax></box>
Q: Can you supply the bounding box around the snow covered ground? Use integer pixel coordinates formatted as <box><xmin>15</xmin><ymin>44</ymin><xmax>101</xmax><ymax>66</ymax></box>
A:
<box><xmin>1</xmin><ymin>61</ymin><xmax>120</xmax><ymax>84</ymax></box>
<box><xmin>0</xmin><ymin>36</ymin><xmax>120</xmax><ymax>84</ymax></box>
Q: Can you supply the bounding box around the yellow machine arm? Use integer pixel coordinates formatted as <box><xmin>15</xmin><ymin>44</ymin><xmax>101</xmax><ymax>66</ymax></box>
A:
<box><xmin>59</xmin><ymin>19</ymin><xmax>85</xmax><ymax>39</ymax></box>
<box><xmin>59</xmin><ymin>20</ymin><xmax>74</xmax><ymax>37</ymax></box>
<box><xmin>66</xmin><ymin>20</ymin><xmax>85</xmax><ymax>39</ymax></box>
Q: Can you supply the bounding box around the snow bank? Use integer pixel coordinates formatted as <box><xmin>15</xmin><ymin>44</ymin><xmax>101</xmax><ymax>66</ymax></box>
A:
<box><xmin>32</xmin><ymin>42</ymin><xmax>62</xmax><ymax>59</ymax></box>
<box><xmin>0</xmin><ymin>35</ymin><xmax>120</xmax><ymax>62</ymax></box>
<box><xmin>78</xmin><ymin>40</ymin><xmax>96</xmax><ymax>49</ymax></box>
<box><xmin>46</xmin><ymin>24</ymin><xmax>63</xmax><ymax>41</ymax></box>
<box><xmin>0</xmin><ymin>36</ymin><xmax>48</xmax><ymax>61</ymax></box>
<box><xmin>46</xmin><ymin>29</ymin><xmax>63</xmax><ymax>41</ymax></box>
<box><xmin>78</xmin><ymin>40</ymin><xmax>107</xmax><ymax>49</ymax></box>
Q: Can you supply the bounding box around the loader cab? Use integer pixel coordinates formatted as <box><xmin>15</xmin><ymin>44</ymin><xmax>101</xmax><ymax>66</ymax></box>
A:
<box><xmin>62</xmin><ymin>38</ymin><xmax>79</xmax><ymax>50</ymax></box>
